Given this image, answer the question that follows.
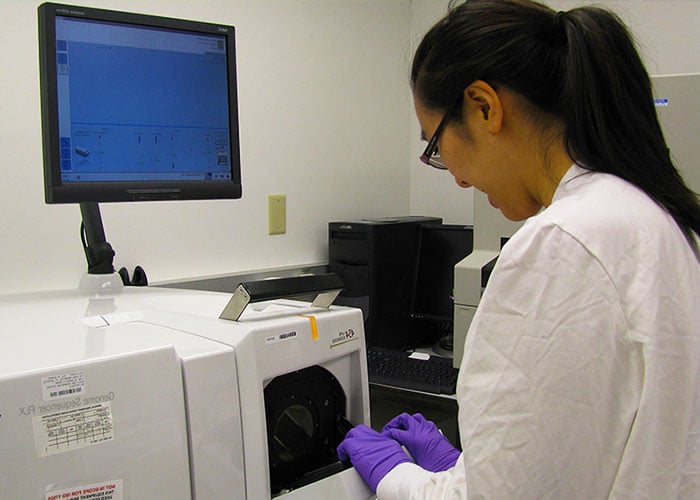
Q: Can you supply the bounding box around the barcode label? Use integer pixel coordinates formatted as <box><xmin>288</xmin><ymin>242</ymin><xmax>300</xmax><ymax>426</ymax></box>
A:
<box><xmin>42</xmin><ymin>371</ymin><xmax>86</xmax><ymax>401</ymax></box>
<box><xmin>49</xmin><ymin>387</ymin><xmax>83</xmax><ymax>398</ymax></box>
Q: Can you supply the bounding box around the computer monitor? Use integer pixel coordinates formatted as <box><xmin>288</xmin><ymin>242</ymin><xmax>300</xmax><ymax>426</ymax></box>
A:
<box><xmin>410</xmin><ymin>223</ymin><xmax>473</xmax><ymax>344</ymax></box>
<box><xmin>37</xmin><ymin>3</ymin><xmax>241</xmax><ymax>276</ymax></box>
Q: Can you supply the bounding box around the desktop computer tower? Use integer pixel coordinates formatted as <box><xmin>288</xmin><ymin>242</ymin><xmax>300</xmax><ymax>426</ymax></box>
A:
<box><xmin>328</xmin><ymin>216</ymin><xmax>441</xmax><ymax>349</ymax></box>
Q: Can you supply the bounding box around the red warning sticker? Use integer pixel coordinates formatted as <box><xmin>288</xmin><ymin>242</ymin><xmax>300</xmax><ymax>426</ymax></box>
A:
<box><xmin>45</xmin><ymin>479</ymin><xmax>123</xmax><ymax>500</ymax></box>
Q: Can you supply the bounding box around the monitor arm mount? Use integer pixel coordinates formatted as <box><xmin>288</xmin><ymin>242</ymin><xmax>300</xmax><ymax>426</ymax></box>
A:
<box><xmin>80</xmin><ymin>202</ymin><xmax>115</xmax><ymax>275</ymax></box>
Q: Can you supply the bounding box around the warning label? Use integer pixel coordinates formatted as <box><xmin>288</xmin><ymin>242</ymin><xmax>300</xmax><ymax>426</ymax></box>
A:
<box><xmin>45</xmin><ymin>479</ymin><xmax>123</xmax><ymax>500</ymax></box>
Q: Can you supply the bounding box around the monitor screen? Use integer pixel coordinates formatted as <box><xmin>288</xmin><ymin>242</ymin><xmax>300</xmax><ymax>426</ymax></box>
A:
<box><xmin>410</xmin><ymin>224</ymin><xmax>473</xmax><ymax>323</ymax></box>
<box><xmin>38</xmin><ymin>3</ymin><xmax>242</xmax><ymax>203</ymax></box>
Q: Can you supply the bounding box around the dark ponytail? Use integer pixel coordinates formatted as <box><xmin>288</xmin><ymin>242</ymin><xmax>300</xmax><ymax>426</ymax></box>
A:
<box><xmin>559</xmin><ymin>7</ymin><xmax>699</xmax><ymax>245</ymax></box>
<box><xmin>412</xmin><ymin>0</ymin><xmax>700</xmax><ymax>245</ymax></box>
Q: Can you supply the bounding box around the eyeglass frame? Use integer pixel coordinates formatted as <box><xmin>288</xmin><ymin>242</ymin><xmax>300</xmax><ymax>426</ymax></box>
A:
<box><xmin>419</xmin><ymin>95</ymin><xmax>463</xmax><ymax>170</ymax></box>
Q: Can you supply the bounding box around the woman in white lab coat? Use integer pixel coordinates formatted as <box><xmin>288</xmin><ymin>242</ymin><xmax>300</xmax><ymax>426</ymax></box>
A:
<box><xmin>337</xmin><ymin>0</ymin><xmax>700</xmax><ymax>498</ymax></box>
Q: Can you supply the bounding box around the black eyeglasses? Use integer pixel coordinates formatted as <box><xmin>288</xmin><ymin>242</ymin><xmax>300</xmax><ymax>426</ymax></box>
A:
<box><xmin>419</xmin><ymin>96</ymin><xmax>462</xmax><ymax>170</ymax></box>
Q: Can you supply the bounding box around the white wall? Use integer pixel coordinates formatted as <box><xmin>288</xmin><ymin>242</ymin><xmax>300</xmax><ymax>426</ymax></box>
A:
<box><xmin>408</xmin><ymin>0</ymin><xmax>700</xmax><ymax>225</ymax></box>
<box><xmin>1</xmin><ymin>0</ymin><xmax>698</xmax><ymax>295</ymax></box>
<box><xmin>0</xmin><ymin>0</ymin><xmax>413</xmax><ymax>294</ymax></box>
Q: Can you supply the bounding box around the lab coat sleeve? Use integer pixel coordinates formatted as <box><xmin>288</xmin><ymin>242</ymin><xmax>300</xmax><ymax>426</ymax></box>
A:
<box><xmin>376</xmin><ymin>455</ymin><xmax>467</xmax><ymax>500</ymax></box>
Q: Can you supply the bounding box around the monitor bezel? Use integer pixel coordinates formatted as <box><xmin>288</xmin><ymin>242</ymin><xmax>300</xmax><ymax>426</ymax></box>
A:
<box><xmin>38</xmin><ymin>2</ymin><xmax>242</xmax><ymax>204</ymax></box>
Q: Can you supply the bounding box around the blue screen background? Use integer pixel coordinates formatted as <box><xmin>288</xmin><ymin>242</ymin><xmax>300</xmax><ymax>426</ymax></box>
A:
<box><xmin>57</xmin><ymin>27</ymin><xmax>231</xmax><ymax>182</ymax></box>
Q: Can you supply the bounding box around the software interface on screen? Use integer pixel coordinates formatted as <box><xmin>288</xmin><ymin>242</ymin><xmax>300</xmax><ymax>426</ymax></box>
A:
<box><xmin>54</xmin><ymin>16</ymin><xmax>232</xmax><ymax>183</ymax></box>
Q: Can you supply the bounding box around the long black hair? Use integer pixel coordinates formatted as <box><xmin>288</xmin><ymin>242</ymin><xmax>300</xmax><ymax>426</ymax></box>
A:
<box><xmin>412</xmin><ymin>0</ymin><xmax>700</xmax><ymax>246</ymax></box>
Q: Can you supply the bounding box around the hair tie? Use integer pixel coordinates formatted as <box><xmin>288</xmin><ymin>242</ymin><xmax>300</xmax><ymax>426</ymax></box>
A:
<box><xmin>553</xmin><ymin>11</ymin><xmax>566</xmax><ymax>30</ymax></box>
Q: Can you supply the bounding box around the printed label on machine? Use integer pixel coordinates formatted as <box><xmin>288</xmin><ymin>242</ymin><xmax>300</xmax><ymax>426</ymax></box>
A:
<box><xmin>265</xmin><ymin>330</ymin><xmax>298</xmax><ymax>345</ymax></box>
<box><xmin>33</xmin><ymin>402</ymin><xmax>114</xmax><ymax>458</ymax></box>
<box><xmin>45</xmin><ymin>479</ymin><xmax>123</xmax><ymax>500</ymax></box>
<box><xmin>330</xmin><ymin>328</ymin><xmax>358</xmax><ymax>348</ymax></box>
<box><xmin>42</xmin><ymin>371</ymin><xmax>86</xmax><ymax>401</ymax></box>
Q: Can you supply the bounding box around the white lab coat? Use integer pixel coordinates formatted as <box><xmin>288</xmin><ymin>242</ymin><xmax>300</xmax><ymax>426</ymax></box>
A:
<box><xmin>377</xmin><ymin>164</ymin><xmax>700</xmax><ymax>499</ymax></box>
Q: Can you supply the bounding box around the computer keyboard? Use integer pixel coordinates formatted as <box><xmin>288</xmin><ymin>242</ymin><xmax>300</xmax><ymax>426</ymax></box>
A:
<box><xmin>366</xmin><ymin>347</ymin><xmax>458</xmax><ymax>395</ymax></box>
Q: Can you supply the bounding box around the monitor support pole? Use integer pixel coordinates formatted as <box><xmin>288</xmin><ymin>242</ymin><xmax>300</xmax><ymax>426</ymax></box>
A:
<box><xmin>79</xmin><ymin>202</ymin><xmax>115</xmax><ymax>275</ymax></box>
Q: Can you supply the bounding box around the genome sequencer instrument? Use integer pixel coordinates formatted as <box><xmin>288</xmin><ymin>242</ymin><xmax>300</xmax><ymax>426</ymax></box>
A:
<box><xmin>0</xmin><ymin>281</ymin><xmax>372</xmax><ymax>499</ymax></box>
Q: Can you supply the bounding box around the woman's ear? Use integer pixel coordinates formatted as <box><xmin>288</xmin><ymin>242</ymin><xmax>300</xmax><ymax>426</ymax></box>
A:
<box><xmin>463</xmin><ymin>80</ymin><xmax>503</xmax><ymax>133</ymax></box>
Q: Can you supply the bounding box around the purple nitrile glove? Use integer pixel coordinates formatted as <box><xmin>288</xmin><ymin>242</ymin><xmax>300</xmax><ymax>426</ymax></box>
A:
<box><xmin>337</xmin><ymin>424</ymin><xmax>413</xmax><ymax>492</ymax></box>
<box><xmin>382</xmin><ymin>413</ymin><xmax>460</xmax><ymax>472</ymax></box>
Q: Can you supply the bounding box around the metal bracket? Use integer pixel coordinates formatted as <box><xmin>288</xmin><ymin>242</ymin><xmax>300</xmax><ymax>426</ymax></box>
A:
<box><xmin>219</xmin><ymin>273</ymin><xmax>345</xmax><ymax>322</ymax></box>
